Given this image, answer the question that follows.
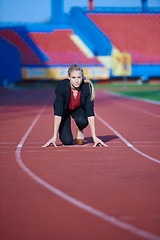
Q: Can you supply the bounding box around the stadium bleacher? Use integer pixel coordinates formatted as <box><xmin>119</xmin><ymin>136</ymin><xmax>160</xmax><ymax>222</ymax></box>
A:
<box><xmin>29</xmin><ymin>29</ymin><xmax>101</xmax><ymax>65</ymax></box>
<box><xmin>0</xmin><ymin>29</ymin><xmax>42</xmax><ymax>65</ymax></box>
<box><xmin>0</xmin><ymin>0</ymin><xmax>160</xmax><ymax>83</ymax></box>
<box><xmin>88</xmin><ymin>13</ymin><xmax>160</xmax><ymax>65</ymax></box>
<box><xmin>0</xmin><ymin>28</ymin><xmax>101</xmax><ymax>66</ymax></box>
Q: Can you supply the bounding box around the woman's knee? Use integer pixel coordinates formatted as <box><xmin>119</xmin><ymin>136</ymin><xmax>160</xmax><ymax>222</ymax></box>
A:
<box><xmin>76</xmin><ymin>117</ymin><xmax>88</xmax><ymax>130</ymax></box>
<box><xmin>60</xmin><ymin>135</ymin><xmax>73</xmax><ymax>145</ymax></box>
<box><xmin>72</xmin><ymin>108</ymin><xmax>88</xmax><ymax>130</ymax></box>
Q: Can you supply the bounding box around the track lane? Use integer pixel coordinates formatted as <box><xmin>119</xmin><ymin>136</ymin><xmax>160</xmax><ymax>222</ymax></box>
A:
<box><xmin>95</xmin><ymin>90</ymin><xmax>160</xmax><ymax>160</ymax></box>
<box><xmin>1</xmin><ymin>88</ymin><xmax>160</xmax><ymax>240</ymax></box>
<box><xmin>19</xmin><ymin>92</ymin><xmax>160</xmax><ymax>238</ymax></box>
<box><xmin>15</xmin><ymin>104</ymin><xmax>160</xmax><ymax>240</ymax></box>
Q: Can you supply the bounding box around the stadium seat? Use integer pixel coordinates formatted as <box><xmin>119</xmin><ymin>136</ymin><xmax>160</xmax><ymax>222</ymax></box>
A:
<box><xmin>88</xmin><ymin>13</ymin><xmax>160</xmax><ymax>64</ymax></box>
<box><xmin>0</xmin><ymin>29</ymin><xmax>42</xmax><ymax>65</ymax></box>
<box><xmin>0</xmin><ymin>29</ymin><xmax>101</xmax><ymax>66</ymax></box>
<box><xmin>29</xmin><ymin>30</ymin><xmax>101</xmax><ymax>65</ymax></box>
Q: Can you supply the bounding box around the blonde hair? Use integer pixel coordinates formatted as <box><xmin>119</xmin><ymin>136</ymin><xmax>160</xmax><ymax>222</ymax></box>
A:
<box><xmin>68</xmin><ymin>64</ymin><xmax>95</xmax><ymax>101</ymax></box>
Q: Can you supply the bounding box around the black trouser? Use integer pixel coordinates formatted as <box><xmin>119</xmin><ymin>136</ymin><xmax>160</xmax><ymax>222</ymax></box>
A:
<box><xmin>59</xmin><ymin>107</ymin><xmax>88</xmax><ymax>145</ymax></box>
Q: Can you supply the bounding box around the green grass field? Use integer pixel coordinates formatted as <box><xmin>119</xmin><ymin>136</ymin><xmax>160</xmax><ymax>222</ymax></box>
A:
<box><xmin>94</xmin><ymin>82</ymin><xmax>160</xmax><ymax>102</ymax></box>
<box><xmin>111</xmin><ymin>90</ymin><xmax>160</xmax><ymax>101</ymax></box>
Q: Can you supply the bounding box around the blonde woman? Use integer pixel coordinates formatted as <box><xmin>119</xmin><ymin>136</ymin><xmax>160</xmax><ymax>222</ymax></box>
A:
<box><xmin>43</xmin><ymin>64</ymin><xmax>107</xmax><ymax>148</ymax></box>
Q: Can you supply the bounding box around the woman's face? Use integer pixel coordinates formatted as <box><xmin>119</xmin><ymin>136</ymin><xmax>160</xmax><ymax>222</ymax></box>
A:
<box><xmin>68</xmin><ymin>70</ymin><xmax>83</xmax><ymax>90</ymax></box>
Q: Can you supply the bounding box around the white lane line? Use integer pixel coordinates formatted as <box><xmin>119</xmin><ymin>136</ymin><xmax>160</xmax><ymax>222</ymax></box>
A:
<box><xmin>0</xmin><ymin>152</ymin><xmax>11</xmax><ymax>154</ymax></box>
<box><xmin>0</xmin><ymin>102</ymin><xmax>18</xmax><ymax>110</ymax></box>
<box><xmin>95</xmin><ymin>113</ymin><xmax>160</xmax><ymax>164</ymax></box>
<box><xmin>132</xmin><ymin>141</ymin><xmax>160</xmax><ymax>143</ymax></box>
<box><xmin>15</xmin><ymin>106</ymin><xmax>160</xmax><ymax>240</ymax></box>
<box><xmin>2</xmin><ymin>141</ymin><xmax>158</xmax><ymax>144</ymax></box>
<box><xmin>119</xmin><ymin>102</ymin><xmax>160</xmax><ymax>118</ymax></box>
<box><xmin>3</xmin><ymin>141</ymin><xmax>160</xmax><ymax>144</ymax></box>
<box><xmin>104</xmin><ymin>91</ymin><xmax>160</xmax><ymax>105</ymax></box>
<box><xmin>103</xmin><ymin>91</ymin><xmax>160</xmax><ymax>118</ymax></box>
<box><xmin>16</xmin><ymin>106</ymin><xmax>47</xmax><ymax>149</ymax></box>
<box><xmin>120</xmin><ymin>215</ymin><xmax>160</xmax><ymax>220</ymax></box>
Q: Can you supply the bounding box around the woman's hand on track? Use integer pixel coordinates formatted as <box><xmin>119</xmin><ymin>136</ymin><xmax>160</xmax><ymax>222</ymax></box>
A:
<box><xmin>93</xmin><ymin>137</ymin><xmax>108</xmax><ymax>148</ymax></box>
<box><xmin>42</xmin><ymin>137</ymin><xmax>57</xmax><ymax>148</ymax></box>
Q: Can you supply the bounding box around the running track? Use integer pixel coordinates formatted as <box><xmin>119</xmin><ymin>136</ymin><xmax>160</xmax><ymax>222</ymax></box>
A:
<box><xmin>0</xmin><ymin>87</ymin><xmax>160</xmax><ymax>240</ymax></box>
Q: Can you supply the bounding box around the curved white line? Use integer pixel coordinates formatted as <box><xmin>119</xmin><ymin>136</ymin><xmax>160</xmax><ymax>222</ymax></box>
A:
<box><xmin>105</xmin><ymin>91</ymin><xmax>160</xmax><ymax>105</ymax></box>
<box><xmin>95</xmin><ymin>113</ymin><xmax>160</xmax><ymax>164</ymax></box>
<box><xmin>15</xmin><ymin>105</ymin><xmax>160</xmax><ymax>240</ymax></box>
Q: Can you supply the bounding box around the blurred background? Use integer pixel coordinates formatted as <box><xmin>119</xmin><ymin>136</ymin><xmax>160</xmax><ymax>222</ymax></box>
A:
<box><xmin>0</xmin><ymin>0</ymin><xmax>160</xmax><ymax>90</ymax></box>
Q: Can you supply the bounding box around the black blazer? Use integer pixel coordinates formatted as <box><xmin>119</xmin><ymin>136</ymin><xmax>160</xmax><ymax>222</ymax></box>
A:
<box><xmin>54</xmin><ymin>79</ymin><xmax>94</xmax><ymax>117</ymax></box>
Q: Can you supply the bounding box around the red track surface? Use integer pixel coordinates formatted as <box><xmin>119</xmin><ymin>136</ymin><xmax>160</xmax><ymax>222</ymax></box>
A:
<box><xmin>0</xmin><ymin>87</ymin><xmax>160</xmax><ymax>240</ymax></box>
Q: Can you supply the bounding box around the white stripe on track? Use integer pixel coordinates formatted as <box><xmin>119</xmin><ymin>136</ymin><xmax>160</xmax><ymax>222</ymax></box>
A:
<box><xmin>15</xmin><ymin>105</ymin><xmax>160</xmax><ymax>240</ymax></box>
<box><xmin>120</xmin><ymin>215</ymin><xmax>160</xmax><ymax>220</ymax></box>
<box><xmin>0</xmin><ymin>102</ymin><xmax>19</xmax><ymax>110</ymax></box>
<box><xmin>105</xmin><ymin>91</ymin><xmax>160</xmax><ymax>105</ymax></box>
<box><xmin>103</xmin><ymin>91</ymin><xmax>160</xmax><ymax>118</ymax></box>
<box><xmin>119</xmin><ymin>101</ymin><xmax>160</xmax><ymax>118</ymax></box>
<box><xmin>95</xmin><ymin>113</ymin><xmax>160</xmax><ymax>164</ymax></box>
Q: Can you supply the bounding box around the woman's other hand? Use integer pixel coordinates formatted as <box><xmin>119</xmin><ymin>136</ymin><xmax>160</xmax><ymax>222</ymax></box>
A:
<box><xmin>42</xmin><ymin>137</ymin><xmax>57</xmax><ymax>148</ymax></box>
<box><xmin>93</xmin><ymin>136</ymin><xmax>108</xmax><ymax>148</ymax></box>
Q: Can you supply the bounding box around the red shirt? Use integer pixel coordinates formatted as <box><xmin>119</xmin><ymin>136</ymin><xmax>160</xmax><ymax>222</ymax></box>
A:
<box><xmin>69</xmin><ymin>90</ymin><xmax>81</xmax><ymax>111</ymax></box>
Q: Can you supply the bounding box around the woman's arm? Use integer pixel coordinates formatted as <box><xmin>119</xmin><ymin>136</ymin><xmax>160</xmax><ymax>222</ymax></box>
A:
<box><xmin>42</xmin><ymin>115</ymin><xmax>62</xmax><ymax>147</ymax></box>
<box><xmin>88</xmin><ymin>116</ymin><xmax>108</xmax><ymax>147</ymax></box>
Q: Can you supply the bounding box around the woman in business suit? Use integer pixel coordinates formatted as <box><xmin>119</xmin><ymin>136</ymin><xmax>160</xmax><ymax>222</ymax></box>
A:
<box><xmin>43</xmin><ymin>64</ymin><xmax>107</xmax><ymax>148</ymax></box>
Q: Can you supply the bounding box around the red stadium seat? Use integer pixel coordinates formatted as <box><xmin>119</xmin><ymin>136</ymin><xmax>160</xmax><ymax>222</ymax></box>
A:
<box><xmin>29</xmin><ymin>30</ymin><xmax>101</xmax><ymax>65</ymax></box>
<box><xmin>0</xmin><ymin>29</ymin><xmax>101</xmax><ymax>66</ymax></box>
<box><xmin>88</xmin><ymin>13</ymin><xmax>160</xmax><ymax>64</ymax></box>
<box><xmin>0</xmin><ymin>29</ymin><xmax>42</xmax><ymax>65</ymax></box>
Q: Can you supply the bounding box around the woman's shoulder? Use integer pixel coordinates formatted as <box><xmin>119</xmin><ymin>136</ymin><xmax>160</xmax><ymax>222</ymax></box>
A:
<box><xmin>55</xmin><ymin>79</ymin><xmax>70</xmax><ymax>92</ymax></box>
<box><xmin>81</xmin><ymin>81</ymin><xmax>90</xmax><ymax>92</ymax></box>
<box><xmin>57</xmin><ymin>78</ymin><xmax>70</xmax><ymax>86</ymax></box>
